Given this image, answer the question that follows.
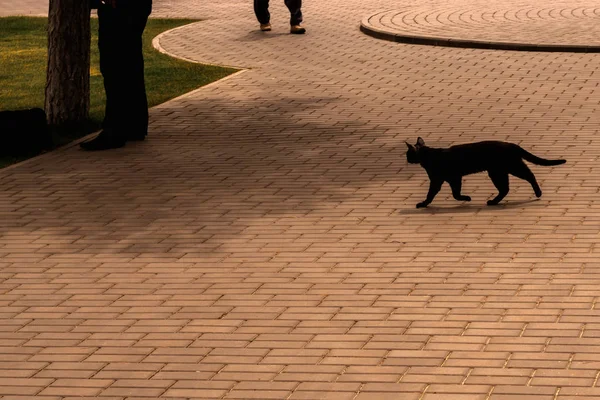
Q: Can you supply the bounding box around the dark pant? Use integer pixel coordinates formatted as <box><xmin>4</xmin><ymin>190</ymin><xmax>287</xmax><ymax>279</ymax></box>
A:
<box><xmin>97</xmin><ymin>1</ymin><xmax>152</xmax><ymax>139</ymax></box>
<box><xmin>254</xmin><ymin>0</ymin><xmax>302</xmax><ymax>26</ymax></box>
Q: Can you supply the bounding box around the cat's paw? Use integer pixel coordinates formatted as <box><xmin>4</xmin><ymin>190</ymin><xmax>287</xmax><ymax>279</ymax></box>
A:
<box><xmin>416</xmin><ymin>202</ymin><xmax>428</xmax><ymax>209</ymax></box>
<box><xmin>487</xmin><ymin>200</ymin><xmax>499</xmax><ymax>206</ymax></box>
<box><xmin>463</xmin><ymin>196</ymin><xmax>471</xmax><ymax>202</ymax></box>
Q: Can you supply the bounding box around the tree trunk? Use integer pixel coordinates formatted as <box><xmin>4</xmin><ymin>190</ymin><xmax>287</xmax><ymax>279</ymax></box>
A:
<box><xmin>45</xmin><ymin>0</ymin><xmax>91</xmax><ymax>127</ymax></box>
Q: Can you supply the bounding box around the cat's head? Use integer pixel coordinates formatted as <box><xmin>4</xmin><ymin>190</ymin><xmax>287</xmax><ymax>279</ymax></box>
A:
<box><xmin>405</xmin><ymin>137</ymin><xmax>425</xmax><ymax>164</ymax></box>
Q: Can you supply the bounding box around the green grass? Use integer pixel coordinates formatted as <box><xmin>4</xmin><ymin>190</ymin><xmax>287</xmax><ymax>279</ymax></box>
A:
<box><xmin>0</xmin><ymin>16</ymin><xmax>237</xmax><ymax>167</ymax></box>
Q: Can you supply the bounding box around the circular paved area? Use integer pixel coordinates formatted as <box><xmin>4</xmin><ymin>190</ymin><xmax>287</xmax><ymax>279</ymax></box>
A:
<box><xmin>362</xmin><ymin>2</ymin><xmax>600</xmax><ymax>51</ymax></box>
<box><xmin>2</xmin><ymin>0</ymin><xmax>600</xmax><ymax>399</ymax></box>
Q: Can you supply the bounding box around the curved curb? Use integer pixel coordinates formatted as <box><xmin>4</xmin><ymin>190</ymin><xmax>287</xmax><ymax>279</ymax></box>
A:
<box><xmin>1</xmin><ymin>22</ymin><xmax>247</xmax><ymax>174</ymax></box>
<box><xmin>150</xmin><ymin>21</ymin><xmax>249</xmax><ymax>105</ymax></box>
<box><xmin>360</xmin><ymin>12</ymin><xmax>600</xmax><ymax>53</ymax></box>
<box><xmin>152</xmin><ymin>22</ymin><xmax>247</xmax><ymax>70</ymax></box>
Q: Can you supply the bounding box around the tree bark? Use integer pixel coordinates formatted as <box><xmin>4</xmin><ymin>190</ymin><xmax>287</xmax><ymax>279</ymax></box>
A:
<box><xmin>45</xmin><ymin>0</ymin><xmax>91</xmax><ymax>127</ymax></box>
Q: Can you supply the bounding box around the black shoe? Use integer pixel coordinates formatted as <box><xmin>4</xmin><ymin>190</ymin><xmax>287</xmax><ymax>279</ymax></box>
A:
<box><xmin>80</xmin><ymin>132</ymin><xmax>126</xmax><ymax>151</ymax></box>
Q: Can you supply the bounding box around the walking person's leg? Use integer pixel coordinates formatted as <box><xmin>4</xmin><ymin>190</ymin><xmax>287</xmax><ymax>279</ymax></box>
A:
<box><xmin>285</xmin><ymin>0</ymin><xmax>305</xmax><ymax>34</ymax></box>
<box><xmin>254</xmin><ymin>0</ymin><xmax>272</xmax><ymax>30</ymax></box>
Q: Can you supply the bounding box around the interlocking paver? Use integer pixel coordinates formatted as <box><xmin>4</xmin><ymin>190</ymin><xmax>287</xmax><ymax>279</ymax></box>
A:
<box><xmin>361</xmin><ymin>3</ymin><xmax>600</xmax><ymax>51</ymax></box>
<box><xmin>2</xmin><ymin>0</ymin><xmax>600</xmax><ymax>398</ymax></box>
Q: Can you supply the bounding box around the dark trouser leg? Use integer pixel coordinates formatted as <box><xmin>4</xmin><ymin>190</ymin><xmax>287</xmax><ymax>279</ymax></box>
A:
<box><xmin>98</xmin><ymin>6</ymin><xmax>121</xmax><ymax>136</ymax></box>
<box><xmin>284</xmin><ymin>0</ymin><xmax>302</xmax><ymax>25</ymax></box>
<box><xmin>124</xmin><ymin>7</ymin><xmax>150</xmax><ymax>138</ymax></box>
<box><xmin>254</xmin><ymin>0</ymin><xmax>270</xmax><ymax>24</ymax></box>
<box><xmin>98</xmin><ymin>3</ymin><xmax>150</xmax><ymax>140</ymax></box>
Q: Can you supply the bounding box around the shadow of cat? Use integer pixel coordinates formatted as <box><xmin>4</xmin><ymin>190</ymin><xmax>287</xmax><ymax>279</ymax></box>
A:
<box><xmin>400</xmin><ymin>198</ymin><xmax>541</xmax><ymax>215</ymax></box>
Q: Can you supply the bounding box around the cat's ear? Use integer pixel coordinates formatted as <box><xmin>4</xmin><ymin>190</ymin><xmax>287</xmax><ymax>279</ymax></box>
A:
<box><xmin>405</xmin><ymin>141</ymin><xmax>414</xmax><ymax>150</ymax></box>
<box><xmin>416</xmin><ymin>137</ymin><xmax>425</xmax><ymax>147</ymax></box>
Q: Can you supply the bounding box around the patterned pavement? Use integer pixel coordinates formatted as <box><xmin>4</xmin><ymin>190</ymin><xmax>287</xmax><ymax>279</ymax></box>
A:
<box><xmin>361</xmin><ymin>2</ymin><xmax>600</xmax><ymax>51</ymax></box>
<box><xmin>0</xmin><ymin>0</ymin><xmax>46</xmax><ymax>16</ymax></box>
<box><xmin>2</xmin><ymin>0</ymin><xmax>600</xmax><ymax>399</ymax></box>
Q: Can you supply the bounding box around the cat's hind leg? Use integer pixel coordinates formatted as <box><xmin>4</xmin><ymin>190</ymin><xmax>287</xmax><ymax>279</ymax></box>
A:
<box><xmin>417</xmin><ymin>179</ymin><xmax>443</xmax><ymax>208</ymax></box>
<box><xmin>449</xmin><ymin>178</ymin><xmax>471</xmax><ymax>202</ymax></box>
<box><xmin>510</xmin><ymin>162</ymin><xmax>542</xmax><ymax>198</ymax></box>
<box><xmin>487</xmin><ymin>171</ymin><xmax>509</xmax><ymax>206</ymax></box>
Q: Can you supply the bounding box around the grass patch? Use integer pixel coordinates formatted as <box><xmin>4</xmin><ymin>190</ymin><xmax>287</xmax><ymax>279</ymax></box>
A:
<box><xmin>0</xmin><ymin>16</ymin><xmax>237</xmax><ymax>168</ymax></box>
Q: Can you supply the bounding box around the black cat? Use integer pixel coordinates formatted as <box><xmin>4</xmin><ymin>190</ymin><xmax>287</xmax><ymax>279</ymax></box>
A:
<box><xmin>406</xmin><ymin>137</ymin><xmax>566</xmax><ymax>208</ymax></box>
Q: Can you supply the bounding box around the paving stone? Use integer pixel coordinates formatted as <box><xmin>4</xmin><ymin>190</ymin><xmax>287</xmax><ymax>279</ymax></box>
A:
<box><xmin>361</xmin><ymin>3</ymin><xmax>600</xmax><ymax>51</ymax></box>
<box><xmin>1</xmin><ymin>0</ymin><xmax>600</xmax><ymax>398</ymax></box>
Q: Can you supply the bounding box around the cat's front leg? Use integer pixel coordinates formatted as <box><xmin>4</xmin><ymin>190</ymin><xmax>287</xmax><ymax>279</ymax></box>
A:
<box><xmin>416</xmin><ymin>179</ymin><xmax>443</xmax><ymax>208</ymax></box>
<box><xmin>449</xmin><ymin>178</ymin><xmax>471</xmax><ymax>202</ymax></box>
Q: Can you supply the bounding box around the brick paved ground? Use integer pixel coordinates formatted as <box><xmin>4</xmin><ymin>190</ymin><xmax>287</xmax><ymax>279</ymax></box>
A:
<box><xmin>2</xmin><ymin>0</ymin><xmax>600</xmax><ymax>399</ymax></box>
<box><xmin>0</xmin><ymin>0</ymin><xmax>46</xmax><ymax>16</ymax></box>
<box><xmin>361</xmin><ymin>2</ymin><xmax>600</xmax><ymax>50</ymax></box>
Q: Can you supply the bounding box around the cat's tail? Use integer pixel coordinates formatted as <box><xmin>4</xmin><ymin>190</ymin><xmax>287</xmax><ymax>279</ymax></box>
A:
<box><xmin>520</xmin><ymin>149</ymin><xmax>566</xmax><ymax>166</ymax></box>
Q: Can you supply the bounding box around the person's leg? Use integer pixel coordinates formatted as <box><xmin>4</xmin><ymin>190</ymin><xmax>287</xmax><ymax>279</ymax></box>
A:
<box><xmin>121</xmin><ymin>2</ymin><xmax>151</xmax><ymax>140</ymax></box>
<box><xmin>82</xmin><ymin>2</ymin><xmax>151</xmax><ymax>150</ymax></box>
<box><xmin>97</xmin><ymin>6</ymin><xmax>122</xmax><ymax>136</ymax></box>
<box><xmin>81</xmin><ymin>5</ymin><xmax>127</xmax><ymax>150</ymax></box>
<box><xmin>254</xmin><ymin>0</ymin><xmax>270</xmax><ymax>24</ymax></box>
<box><xmin>284</xmin><ymin>0</ymin><xmax>303</xmax><ymax>26</ymax></box>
